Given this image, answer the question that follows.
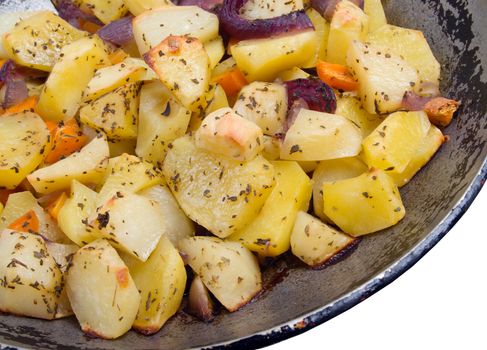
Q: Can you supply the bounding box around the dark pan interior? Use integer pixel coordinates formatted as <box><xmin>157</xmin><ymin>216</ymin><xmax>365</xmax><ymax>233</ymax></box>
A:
<box><xmin>0</xmin><ymin>1</ymin><xmax>485</xmax><ymax>349</ymax></box>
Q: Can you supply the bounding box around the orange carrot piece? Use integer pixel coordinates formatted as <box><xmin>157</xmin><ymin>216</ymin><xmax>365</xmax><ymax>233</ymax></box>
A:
<box><xmin>46</xmin><ymin>192</ymin><xmax>68</xmax><ymax>220</ymax></box>
<box><xmin>108</xmin><ymin>49</ymin><xmax>129</xmax><ymax>65</ymax></box>
<box><xmin>214</xmin><ymin>68</ymin><xmax>247</xmax><ymax>97</ymax></box>
<box><xmin>317</xmin><ymin>60</ymin><xmax>359</xmax><ymax>91</ymax></box>
<box><xmin>2</xmin><ymin>96</ymin><xmax>39</xmax><ymax>115</ymax></box>
<box><xmin>8</xmin><ymin>210</ymin><xmax>40</xmax><ymax>234</ymax></box>
<box><xmin>44</xmin><ymin>119</ymin><xmax>88</xmax><ymax>165</ymax></box>
<box><xmin>80</xmin><ymin>20</ymin><xmax>102</xmax><ymax>34</ymax></box>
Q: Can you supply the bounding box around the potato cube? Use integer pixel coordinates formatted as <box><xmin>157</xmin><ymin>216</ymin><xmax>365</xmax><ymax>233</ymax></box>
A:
<box><xmin>128</xmin><ymin>236</ymin><xmax>186</xmax><ymax>334</ymax></box>
<box><xmin>163</xmin><ymin>136</ymin><xmax>275</xmax><ymax>238</ymax></box>
<box><xmin>80</xmin><ymin>82</ymin><xmax>141</xmax><ymax>140</ymax></box>
<box><xmin>231</xmin><ymin>30</ymin><xmax>318</xmax><ymax>82</ymax></box>
<box><xmin>133</xmin><ymin>6</ymin><xmax>219</xmax><ymax>54</ymax></box>
<box><xmin>363</xmin><ymin>111</ymin><xmax>431</xmax><ymax>173</ymax></box>
<box><xmin>302</xmin><ymin>8</ymin><xmax>330</xmax><ymax>68</ymax></box>
<box><xmin>195</xmin><ymin>108</ymin><xmax>264</xmax><ymax>161</ymax></box>
<box><xmin>229</xmin><ymin>161</ymin><xmax>312</xmax><ymax>257</ymax></box>
<box><xmin>323</xmin><ymin>169</ymin><xmax>405</xmax><ymax>236</ymax></box>
<box><xmin>97</xmin><ymin>153</ymin><xmax>164</xmax><ymax>206</ymax></box>
<box><xmin>135</xmin><ymin>81</ymin><xmax>192</xmax><ymax>167</ymax></box>
<box><xmin>367</xmin><ymin>24</ymin><xmax>440</xmax><ymax>85</ymax></box>
<box><xmin>83</xmin><ymin>58</ymin><xmax>150</xmax><ymax>102</ymax></box>
<box><xmin>280</xmin><ymin>109</ymin><xmax>363</xmax><ymax>161</ymax></box>
<box><xmin>57</xmin><ymin>180</ymin><xmax>99</xmax><ymax>246</ymax></box>
<box><xmin>327</xmin><ymin>0</ymin><xmax>369</xmax><ymax>65</ymax></box>
<box><xmin>336</xmin><ymin>96</ymin><xmax>385</xmax><ymax>137</ymax></box>
<box><xmin>27</xmin><ymin>134</ymin><xmax>109</xmax><ymax>194</ymax></box>
<box><xmin>290</xmin><ymin>211</ymin><xmax>356</xmax><ymax>268</ymax></box>
<box><xmin>312</xmin><ymin>157</ymin><xmax>368</xmax><ymax>221</ymax></box>
<box><xmin>36</xmin><ymin>36</ymin><xmax>110</xmax><ymax>121</ymax></box>
<box><xmin>233</xmin><ymin>82</ymin><xmax>288</xmax><ymax>136</ymax></box>
<box><xmin>0</xmin><ymin>11</ymin><xmax>42</xmax><ymax>59</ymax></box>
<box><xmin>0</xmin><ymin>112</ymin><xmax>51</xmax><ymax>189</ymax></box>
<box><xmin>66</xmin><ymin>239</ymin><xmax>140</xmax><ymax>339</ymax></box>
<box><xmin>3</xmin><ymin>11</ymin><xmax>86</xmax><ymax>71</ymax></box>
<box><xmin>179</xmin><ymin>237</ymin><xmax>262</xmax><ymax>312</ymax></box>
<box><xmin>124</xmin><ymin>0</ymin><xmax>174</xmax><ymax>16</ymax></box>
<box><xmin>92</xmin><ymin>193</ymin><xmax>165</xmax><ymax>261</ymax></box>
<box><xmin>0</xmin><ymin>230</ymin><xmax>63</xmax><ymax>320</ymax></box>
<box><xmin>262</xmin><ymin>135</ymin><xmax>281</xmax><ymax>161</ymax></box>
<box><xmin>346</xmin><ymin>40</ymin><xmax>420</xmax><ymax>114</ymax></box>
<box><xmin>45</xmin><ymin>241</ymin><xmax>79</xmax><ymax>318</ymax></box>
<box><xmin>240</xmin><ymin>0</ymin><xmax>303</xmax><ymax>19</ymax></box>
<box><xmin>364</xmin><ymin>0</ymin><xmax>387</xmax><ymax>32</ymax></box>
<box><xmin>388</xmin><ymin>125</ymin><xmax>445</xmax><ymax>187</ymax></box>
<box><xmin>145</xmin><ymin>35</ymin><xmax>211</xmax><ymax>112</ymax></box>
<box><xmin>0</xmin><ymin>191</ymin><xmax>68</xmax><ymax>243</ymax></box>
<box><xmin>139</xmin><ymin>185</ymin><xmax>194</xmax><ymax>246</ymax></box>
<box><xmin>75</xmin><ymin>0</ymin><xmax>128</xmax><ymax>24</ymax></box>
<box><xmin>204</xmin><ymin>36</ymin><xmax>225</xmax><ymax>70</ymax></box>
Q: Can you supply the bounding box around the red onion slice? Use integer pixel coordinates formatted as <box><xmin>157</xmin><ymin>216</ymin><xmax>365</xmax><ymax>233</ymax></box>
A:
<box><xmin>53</xmin><ymin>0</ymin><xmax>103</xmax><ymax>28</ymax></box>
<box><xmin>187</xmin><ymin>276</ymin><xmax>215</xmax><ymax>322</ymax></box>
<box><xmin>219</xmin><ymin>0</ymin><xmax>314</xmax><ymax>40</ymax></box>
<box><xmin>97</xmin><ymin>16</ymin><xmax>134</xmax><ymax>46</ymax></box>
<box><xmin>284</xmin><ymin>78</ymin><xmax>337</xmax><ymax>114</ymax></box>
<box><xmin>3</xmin><ymin>80</ymin><xmax>29</xmax><ymax>109</ymax></box>
<box><xmin>177</xmin><ymin>0</ymin><xmax>223</xmax><ymax>12</ymax></box>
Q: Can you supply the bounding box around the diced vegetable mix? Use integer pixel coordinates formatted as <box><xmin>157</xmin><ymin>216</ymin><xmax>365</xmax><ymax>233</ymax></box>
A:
<box><xmin>0</xmin><ymin>0</ymin><xmax>458</xmax><ymax>340</ymax></box>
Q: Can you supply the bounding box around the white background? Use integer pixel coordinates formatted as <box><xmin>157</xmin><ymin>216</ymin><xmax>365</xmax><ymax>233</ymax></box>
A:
<box><xmin>269</xmin><ymin>185</ymin><xmax>486</xmax><ymax>350</ymax></box>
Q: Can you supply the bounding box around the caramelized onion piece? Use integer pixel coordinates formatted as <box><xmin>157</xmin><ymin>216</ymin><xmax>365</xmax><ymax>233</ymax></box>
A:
<box><xmin>219</xmin><ymin>0</ymin><xmax>314</xmax><ymax>40</ymax></box>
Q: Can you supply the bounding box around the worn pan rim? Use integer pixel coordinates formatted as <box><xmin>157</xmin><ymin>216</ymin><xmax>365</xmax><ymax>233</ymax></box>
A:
<box><xmin>205</xmin><ymin>158</ymin><xmax>486</xmax><ymax>350</ymax></box>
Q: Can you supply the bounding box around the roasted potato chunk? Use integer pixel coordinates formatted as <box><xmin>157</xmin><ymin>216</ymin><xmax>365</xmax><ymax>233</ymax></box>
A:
<box><xmin>179</xmin><ymin>237</ymin><xmax>262</xmax><ymax>312</ymax></box>
<box><xmin>290</xmin><ymin>211</ymin><xmax>356</xmax><ymax>268</ymax></box>
<box><xmin>280</xmin><ymin>109</ymin><xmax>363</xmax><ymax>161</ymax></box>
<box><xmin>229</xmin><ymin>161</ymin><xmax>312</xmax><ymax>257</ymax></box>
<box><xmin>80</xmin><ymin>82</ymin><xmax>141</xmax><ymax>140</ymax></box>
<box><xmin>27</xmin><ymin>134</ymin><xmax>109</xmax><ymax>194</ymax></box>
<box><xmin>323</xmin><ymin>169</ymin><xmax>406</xmax><ymax>236</ymax></box>
<box><xmin>92</xmin><ymin>193</ymin><xmax>165</xmax><ymax>261</ymax></box>
<box><xmin>0</xmin><ymin>230</ymin><xmax>63</xmax><ymax>320</ymax></box>
<box><xmin>66</xmin><ymin>239</ymin><xmax>140</xmax><ymax>339</ymax></box>
<box><xmin>75</xmin><ymin>0</ymin><xmax>128</xmax><ymax>24</ymax></box>
<box><xmin>363</xmin><ymin>111</ymin><xmax>431</xmax><ymax>173</ymax></box>
<box><xmin>0</xmin><ymin>112</ymin><xmax>51</xmax><ymax>189</ymax></box>
<box><xmin>139</xmin><ymin>185</ymin><xmax>194</xmax><ymax>246</ymax></box>
<box><xmin>3</xmin><ymin>11</ymin><xmax>86</xmax><ymax>71</ymax></box>
<box><xmin>36</xmin><ymin>36</ymin><xmax>110</xmax><ymax>121</ymax></box>
<box><xmin>128</xmin><ymin>236</ymin><xmax>186</xmax><ymax>334</ymax></box>
<box><xmin>57</xmin><ymin>180</ymin><xmax>99</xmax><ymax>246</ymax></box>
<box><xmin>145</xmin><ymin>35</ymin><xmax>211</xmax><ymax>112</ymax></box>
<box><xmin>163</xmin><ymin>136</ymin><xmax>275</xmax><ymax>238</ymax></box>
<box><xmin>195</xmin><ymin>108</ymin><xmax>265</xmax><ymax>162</ymax></box>
<box><xmin>135</xmin><ymin>81</ymin><xmax>192</xmax><ymax>167</ymax></box>
<box><xmin>233</xmin><ymin>82</ymin><xmax>288</xmax><ymax>136</ymax></box>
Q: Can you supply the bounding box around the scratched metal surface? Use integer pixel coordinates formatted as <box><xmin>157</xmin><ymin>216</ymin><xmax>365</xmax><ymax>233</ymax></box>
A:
<box><xmin>0</xmin><ymin>1</ymin><xmax>485</xmax><ymax>349</ymax></box>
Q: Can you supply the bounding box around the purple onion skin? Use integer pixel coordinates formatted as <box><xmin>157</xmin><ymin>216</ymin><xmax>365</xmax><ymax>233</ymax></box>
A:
<box><xmin>284</xmin><ymin>78</ymin><xmax>337</xmax><ymax>115</ymax></box>
<box><xmin>97</xmin><ymin>16</ymin><xmax>135</xmax><ymax>46</ymax></box>
<box><xmin>311</xmin><ymin>0</ymin><xmax>364</xmax><ymax>21</ymax></box>
<box><xmin>3</xmin><ymin>79</ymin><xmax>29</xmax><ymax>109</ymax></box>
<box><xmin>177</xmin><ymin>0</ymin><xmax>224</xmax><ymax>12</ymax></box>
<box><xmin>53</xmin><ymin>0</ymin><xmax>103</xmax><ymax>28</ymax></box>
<box><xmin>219</xmin><ymin>0</ymin><xmax>314</xmax><ymax>40</ymax></box>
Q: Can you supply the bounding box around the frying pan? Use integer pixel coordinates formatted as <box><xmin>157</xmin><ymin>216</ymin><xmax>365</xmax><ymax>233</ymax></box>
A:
<box><xmin>0</xmin><ymin>0</ymin><xmax>485</xmax><ymax>349</ymax></box>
